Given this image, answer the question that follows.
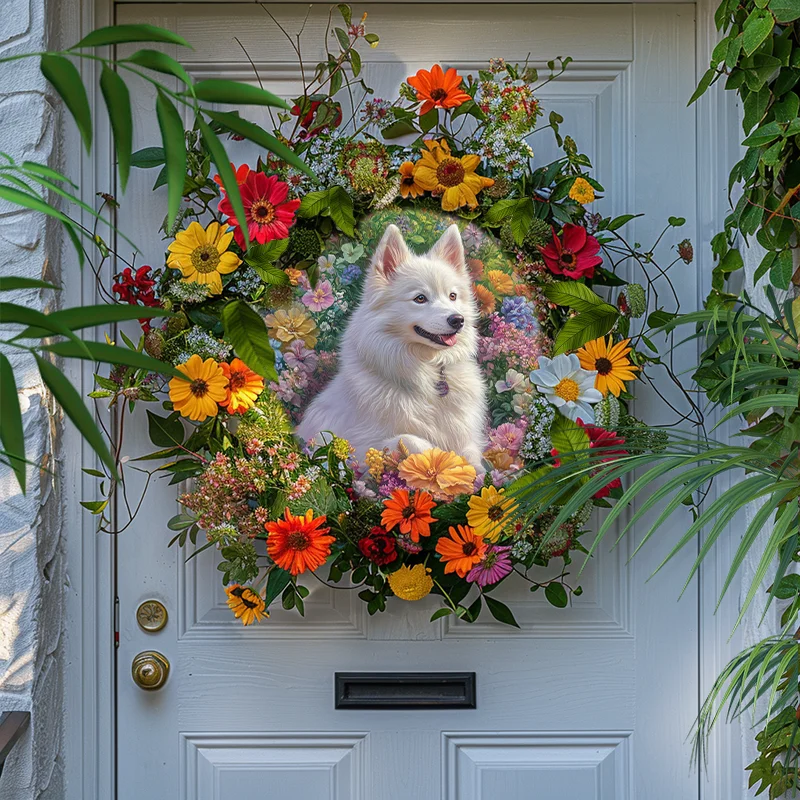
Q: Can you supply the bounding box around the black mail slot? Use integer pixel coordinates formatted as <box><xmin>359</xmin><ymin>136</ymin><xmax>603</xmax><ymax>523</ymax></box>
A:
<box><xmin>334</xmin><ymin>672</ymin><xmax>476</xmax><ymax>709</ymax></box>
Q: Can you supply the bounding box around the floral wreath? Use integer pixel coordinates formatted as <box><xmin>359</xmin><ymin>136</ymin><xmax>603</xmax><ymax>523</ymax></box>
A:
<box><xmin>93</xmin><ymin>12</ymin><xmax>688</xmax><ymax>627</ymax></box>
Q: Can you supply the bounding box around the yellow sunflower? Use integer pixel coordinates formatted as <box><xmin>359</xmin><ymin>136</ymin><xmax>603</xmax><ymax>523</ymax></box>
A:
<box><xmin>569</xmin><ymin>177</ymin><xmax>595</xmax><ymax>204</ymax></box>
<box><xmin>413</xmin><ymin>138</ymin><xmax>494</xmax><ymax>211</ymax></box>
<box><xmin>387</xmin><ymin>564</ymin><xmax>434</xmax><ymax>601</ymax></box>
<box><xmin>576</xmin><ymin>336</ymin><xmax>640</xmax><ymax>397</ymax></box>
<box><xmin>265</xmin><ymin>305</ymin><xmax>318</xmax><ymax>350</ymax></box>
<box><xmin>398</xmin><ymin>447</ymin><xmax>477</xmax><ymax>497</ymax></box>
<box><xmin>466</xmin><ymin>485</ymin><xmax>517</xmax><ymax>542</ymax></box>
<box><xmin>225</xmin><ymin>584</ymin><xmax>267</xmax><ymax>626</ymax></box>
<box><xmin>169</xmin><ymin>354</ymin><xmax>228</xmax><ymax>421</ymax></box>
<box><xmin>166</xmin><ymin>221</ymin><xmax>241</xmax><ymax>295</ymax></box>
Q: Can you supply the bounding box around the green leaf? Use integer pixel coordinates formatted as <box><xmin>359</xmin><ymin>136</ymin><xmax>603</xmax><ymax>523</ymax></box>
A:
<box><xmin>769</xmin><ymin>249</ymin><xmax>793</xmax><ymax>290</ymax></box>
<box><xmin>553</xmin><ymin>308</ymin><xmax>619</xmax><ymax>354</ymax></box>
<box><xmin>0</xmin><ymin>277</ymin><xmax>59</xmax><ymax>291</ymax></box>
<box><xmin>770</xmin><ymin>0</ymin><xmax>800</xmax><ymax>22</ymax></box>
<box><xmin>0</xmin><ymin>302</ymin><xmax>89</xmax><ymax>355</ymax></box>
<box><xmin>381</xmin><ymin>119</ymin><xmax>418</xmax><ymax>138</ymax></box>
<box><xmin>349</xmin><ymin>48</ymin><xmax>362</xmax><ymax>78</ymax></box>
<box><xmin>0</xmin><ymin>353</ymin><xmax>25</xmax><ymax>492</ymax></box>
<box><xmin>484</xmin><ymin>199</ymin><xmax>519</xmax><ymax>225</ymax></box>
<box><xmin>35</xmin><ymin>354</ymin><xmax>116</xmax><ymax>477</ymax></box>
<box><xmin>39</xmin><ymin>340</ymin><xmax>183</xmax><ymax>379</ymax></box>
<box><xmin>245</xmin><ymin>239</ymin><xmax>290</xmax><ymax>268</ymax></box>
<box><xmin>205</xmin><ymin>110</ymin><xmax>313</xmax><ymax>176</ymax></box>
<box><xmin>193</xmin><ymin>79</ymin><xmax>289</xmax><ymax>109</ymax></box>
<box><xmin>543</xmin><ymin>281</ymin><xmax>616</xmax><ymax>314</ymax></box>
<box><xmin>742</xmin><ymin>9</ymin><xmax>776</xmax><ymax>56</ymax></box>
<box><xmin>146</xmin><ymin>410</ymin><xmax>185</xmax><ymax>449</ymax></box>
<box><xmin>483</xmin><ymin>595</ymin><xmax>520</xmax><ymax>627</ymax></box>
<box><xmin>605</xmin><ymin>213</ymin><xmax>638</xmax><ymax>231</ymax></box>
<box><xmin>100</xmin><ymin>66</ymin><xmax>133</xmax><ymax>190</ymax></box>
<box><xmin>131</xmin><ymin>146</ymin><xmax>166</xmax><ymax>169</ymax></box>
<box><xmin>689</xmin><ymin>67</ymin><xmax>717</xmax><ymax>105</ymax></box>
<box><xmin>773</xmin><ymin>573</ymin><xmax>800</xmax><ymax>598</ymax></box>
<box><xmin>20</xmin><ymin>162</ymin><xmax>78</xmax><ymax>189</ymax></box>
<box><xmin>155</xmin><ymin>89</ymin><xmax>187</xmax><ymax>231</ymax></box>
<box><xmin>337</xmin><ymin>4</ymin><xmax>352</xmax><ymax>25</ymax></box>
<box><xmin>221</xmin><ymin>299</ymin><xmax>278</xmax><ymax>380</ymax></box>
<box><xmin>544</xmin><ymin>583</ymin><xmax>569</xmax><ymax>608</ymax></box>
<box><xmin>297</xmin><ymin>189</ymin><xmax>330</xmax><ymax>218</ymax></box>
<box><xmin>251</xmin><ymin>264</ymin><xmax>290</xmax><ymax>285</ymax></box>
<box><xmin>264</xmin><ymin>567</ymin><xmax>292</xmax><ymax>607</ymax></box>
<box><xmin>511</xmin><ymin>198</ymin><xmax>535</xmax><ymax>246</ymax></box>
<box><xmin>364</xmin><ymin>32</ymin><xmax>379</xmax><ymax>47</ymax></box>
<box><xmin>419</xmin><ymin>107</ymin><xmax>438</xmax><ymax>134</ymax></box>
<box><xmin>15</xmin><ymin>303</ymin><xmax>169</xmax><ymax>339</ymax></box>
<box><xmin>40</xmin><ymin>55</ymin><xmax>92</xmax><ymax>153</ymax></box>
<box><xmin>334</xmin><ymin>27</ymin><xmax>350</xmax><ymax>51</ymax></box>
<box><xmin>742</xmin><ymin>120</ymin><xmax>783</xmax><ymax>147</ymax></box>
<box><xmin>328</xmin><ymin>185</ymin><xmax>355</xmax><ymax>236</ymax></box>
<box><xmin>198</xmin><ymin>116</ymin><xmax>249</xmax><ymax>250</ymax></box>
<box><xmin>122</xmin><ymin>49</ymin><xmax>192</xmax><ymax>85</ymax></box>
<box><xmin>70</xmin><ymin>23</ymin><xmax>191</xmax><ymax>49</ymax></box>
<box><xmin>430</xmin><ymin>607</ymin><xmax>453</xmax><ymax>622</ymax></box>
<box><xmin>550</xmin><ymin>414</ymin><xmax>590</xmax><ymax>458</ymax></box>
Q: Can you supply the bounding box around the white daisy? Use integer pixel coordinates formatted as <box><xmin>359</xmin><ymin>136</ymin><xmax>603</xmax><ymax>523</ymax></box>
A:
<box><xmin>317</xmin><ymin>254</ymin><xmax>336</xmax><ymax>272</ymax></box>
<box><xmin>529</xmin><ymin>353</ymin><xmax>602</xmax><ymax>423</ymax></box>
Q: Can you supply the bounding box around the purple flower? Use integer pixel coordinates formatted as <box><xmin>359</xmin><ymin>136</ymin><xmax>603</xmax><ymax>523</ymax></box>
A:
<box><xmin>378</xmin><ymin>472</ymin><xmax>408</xmax><ymax>497</ymax></box>
<box><xmin>301</xmin><ymin>279</ymin><xmax>335</xmax><ymax>311</ymax></box>
<box><xmin>341</xmin><ymin>263</ymin><xmax>362</xmax><ymax>285</ymax></box>
<box><xmin>500</xmin><ymin>295</ymin><xmax>537</xmax><ymax>331</ymax></box>
<box><xmin>467</xmin><ymin>545</ymin><xmax>513</xmax><ymax>587</ymax></box>
<box><xmin>283</xmin><ymin>340</ymin><xmax>319</xmax><ymax>374</ymax></box>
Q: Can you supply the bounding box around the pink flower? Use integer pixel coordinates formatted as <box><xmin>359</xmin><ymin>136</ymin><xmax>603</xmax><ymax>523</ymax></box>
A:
<box><xmin>283</xmin><ymin>340</ymin><xmax>319</xmax><ymax>374</ymax></box>
<box><xmin>218</xmin><ymin>171</ymin><xmax>300</xmax><ymax>249</ymax></box>
<box><xmin>301</xmin><ymin>279</ymin><xmax>335</xmax><ymax>311</ymax></box>
<box><xmin>467</xmin><ymin>545</ymin><xmax>513</xmax><ymax>587</ymax></box>
<box><xmin>538</xmin><ymin>224</ymin><xmax>602</xmax><ymax>280</ymax></box>
<box><xmin>489</xmin><ymin>422</ymin><xmax>524</xmax><ymax>455</ymax></box>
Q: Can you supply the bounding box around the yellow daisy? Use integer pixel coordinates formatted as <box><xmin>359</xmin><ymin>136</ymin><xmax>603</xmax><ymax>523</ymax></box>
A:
<box><xmin>169</xmin><ymin>354</ymin><xmax>228</xmax><ymax>421</ymax></box>
<box><xmin>413</xmin><ymin>138</ymin><xmax>494</xmax><ymax>212</ymax></box>
<box><xmin>166</xmin><ymin>221</ymin><xmax>241</xmax><ymax>295</ymax></box>
<box><xmin>576</xmin><ymin>336</ymin><xmax>640</xmax><ymax>397</ymax></box>
<box><xmin>466</xmin><ymin>485</ymin><xmax>517</xmax><ymax>542</ymax></box>
<box><xmin>569</xmin><ymin>177</ymin><xmax>595</xmax><ymax>204</ymax></box>
<box><xmin>387</xmin><ymin>564</ymin><xmax>434</xmax><ymax>601</ymax></box>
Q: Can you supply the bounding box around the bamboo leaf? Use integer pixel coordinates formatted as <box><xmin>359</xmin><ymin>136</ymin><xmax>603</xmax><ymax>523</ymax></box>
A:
<box><xmin>35</xmin><ymin>354</ymin><xmax>116</xmax><ymax>478</ymax></box>
<box><xmin>123</xmin><ymin>49</ymin><xmax>192</xmax><ymax>86</ymax></box>
<box><xmin>193</xmin><ymin>79</ymin><xmax>289</xmax><ymax>109</ymax></box>
<box><xmin>15</xmin><ymin>303</ymin><xmax>169</xmax><ymax>339</ymax></box>
<box><xmin>0</xmin><ymin>277</ymin><xmax>59</xmax><ymax>291</ymax></box>
<box><xmin>197</xmin><ymin>116</ymin><xmax>249</xmax><ymax>250</ymax></box>
<box><xmin>155</xmin><ymin>89</ymin><xmax>187</xmax><ymax>230</ymax></box>
<box><xmin>70</xmin><ymin>23</ymin><xmax>191</xmax><ymax>49</ymax></box>
<box><xmin>40</xmin><ymin>339</ymin><xmax>183</xmax><ymax>379</ymax></box>
<box><xmin>40</xmin><ymin>54</ymin><xmax>92</xmax><ymax>153</ymax></box>
<box><xmin>100</xmin><ymin>66</ymin><xmax>133</xmax><ymax>190</ymax></box>
<box><xmin>0</xmin><ymin>353</ymin><xmax>25</xmax><ymax>492</ymax></box>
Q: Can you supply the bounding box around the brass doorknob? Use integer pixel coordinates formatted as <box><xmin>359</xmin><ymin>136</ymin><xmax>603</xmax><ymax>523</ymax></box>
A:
<box><xmin>131</xmin><ymin>650</ymin><xmax>170</xmax><ymax>690</ymax></box>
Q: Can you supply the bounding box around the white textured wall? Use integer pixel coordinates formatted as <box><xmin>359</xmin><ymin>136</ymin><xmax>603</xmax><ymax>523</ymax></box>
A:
<box><xmin>0</xmin><ymin>0</ymin><xmax>65</xmax><ymax>796</ymax></box>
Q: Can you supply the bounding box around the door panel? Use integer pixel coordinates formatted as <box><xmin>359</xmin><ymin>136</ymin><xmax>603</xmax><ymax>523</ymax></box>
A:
<box><xmin>115</xmin><ymin>4</ymin><xmax>698</xmax><ymax>798</ymax></box>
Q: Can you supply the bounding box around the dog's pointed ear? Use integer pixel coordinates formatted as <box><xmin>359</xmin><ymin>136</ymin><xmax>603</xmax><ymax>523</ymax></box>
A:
<box><xmin>429</xmin><ymin>224</ymin><xmax>466</xmax><ymax>272</ymax></box>
<box><xmin>371</xmin><ymin>224</ymin><xmax>409</xmax><ymax>281</ymax></box>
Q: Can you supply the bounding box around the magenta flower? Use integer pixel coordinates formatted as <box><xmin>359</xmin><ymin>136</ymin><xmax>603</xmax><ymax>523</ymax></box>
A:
<box><xmin>467</xmin><ymin>545</ymin><xmax>513</xmax><ymax>587</ymax></box>
<box><xmin>301</xmin><ymin>279</ymin><xmax>335</xmax><ymax>311</ymax></box>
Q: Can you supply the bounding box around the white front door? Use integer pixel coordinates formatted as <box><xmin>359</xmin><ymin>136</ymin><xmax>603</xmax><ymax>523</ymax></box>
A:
<box><xmin>113</xmin><ymin>3</ymin><xmax>700</xmax><ymax>798</ymax></box>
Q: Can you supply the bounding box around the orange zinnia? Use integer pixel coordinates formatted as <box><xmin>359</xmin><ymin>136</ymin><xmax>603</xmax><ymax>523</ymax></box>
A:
<box><xmin>381</xmin><ymin>489</ymin><xmax>436</xmax><ymax>543</ymax></box>
<box><xmin>435</xmin><ymin>525</ymin><xmax>487</xmax><ymax>578</ymax></box>
<box><xmin>220</xmin><ymin>358</ymin><xmax>264</xmax><ymax>414</ymax></box>
<box><xmin>407</xmin><ymin>65</ymin><xmax>471</xmax><ymax>116</ymax></box>
<box><xmin>398</xmin><ymin>161</ymin><xmax>425</xmax><ymax>199</ymax></box>
<box><xmin>265</xmin><ymin>508</ymin><xmax>334</xmax><ymax>575</ymax></box>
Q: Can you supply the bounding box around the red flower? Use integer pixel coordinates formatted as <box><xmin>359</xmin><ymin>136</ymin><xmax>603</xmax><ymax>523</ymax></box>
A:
<box><xmin>358</xmin><ymin>526</ymin><xmax>398</xmax><ymax>566</ymax></box>
<box><xmin>112</xmin><ymin>265</ymin><xmax>160</xmax><ymax>332</ymax></box>
<box><xmin>218</xmin><ymin>172</ymin><xmax>301</xmax><ymax>249</ymax></box>
<box><xmin>539</xmin><ymin>224</ymin><xmax>602</xmax><ymax>280</ymax></box>
<box><xmin>577</xmin><ymin>421</ymin><xmax>627</xmax><ymax>499</ymax></box>
<box><xmin>213</xmin><ymin>163</ymin><xmax>251</xmax><ymax>191</ymax></box>
<box><xmin>290</xmin><ymin>98</ymin><xmax>343</xmax><ymax>140</ymax></box>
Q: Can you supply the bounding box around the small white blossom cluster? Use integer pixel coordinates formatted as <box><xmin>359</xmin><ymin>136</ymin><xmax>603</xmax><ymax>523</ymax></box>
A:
<box><xmin>165</xmin><ymin>280</ymin><xmax>211</xmax><ymax>305</ymax></box>
<box><xmin>227</xmin><ymin>266</ymin><xmax>262</xmax><ymax>297</ymax></box>
<box><xmin>176</xmin><ymin>326</ymin><xmax>232</xmax><ymax>364</ymax></box>
<box><xmin>520</xmin><ymin>396</ymin><xmax>556</xmax><ymax>461</ymax></box>
<box><xmin>511</xmin><ymin>539</ymin><xmax>534</xmax><ymax>559</ymax></box>
<box><xmin>304</xmin><ymin>135</ymin><xmax>349</xmax><ymax>189</ymax></box>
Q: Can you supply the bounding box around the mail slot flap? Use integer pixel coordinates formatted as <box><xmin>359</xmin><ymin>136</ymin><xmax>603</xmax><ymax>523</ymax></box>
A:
<box><xmin>335</xmin><ymin>672</ymin><xmax>476</xmax><ymax>709</ymax></box>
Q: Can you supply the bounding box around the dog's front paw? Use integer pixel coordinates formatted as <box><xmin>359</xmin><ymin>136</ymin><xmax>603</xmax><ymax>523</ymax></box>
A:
<box><xmin>382</xmin><ymin>434</ymin><xmax>436</xmax><ymax>456</ymax></box>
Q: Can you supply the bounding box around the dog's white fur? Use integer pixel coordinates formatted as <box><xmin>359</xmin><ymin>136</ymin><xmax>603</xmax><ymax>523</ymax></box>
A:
<box><xmin>296</xmin><ymin>223</ymin><xmax>487</xmax><ymax>470</ymax></box>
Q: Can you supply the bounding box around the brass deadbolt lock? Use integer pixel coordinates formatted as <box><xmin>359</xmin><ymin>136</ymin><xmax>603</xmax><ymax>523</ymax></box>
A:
<box><xmin>131</xmin><ymin>650</ymin><xmax>170</xmax><ymax>690</ymax></box>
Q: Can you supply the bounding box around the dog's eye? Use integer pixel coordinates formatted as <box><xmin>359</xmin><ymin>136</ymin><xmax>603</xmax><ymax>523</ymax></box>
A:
<box><xmin>449</xmin><ymin>292</ymin><xmax>457</xmax><ymax>301</ymax></box>
<box><xmin>413</xmin><ymin>294</ymin><xmax>427</xmax><ymax>304</ymax></box>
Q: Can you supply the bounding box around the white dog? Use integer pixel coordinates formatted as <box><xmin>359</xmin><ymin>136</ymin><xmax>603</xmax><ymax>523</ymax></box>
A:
<box><xmin>296</xmin><ymin>223</ymin><xmax>487</xmax><ymax>470</ymax></box>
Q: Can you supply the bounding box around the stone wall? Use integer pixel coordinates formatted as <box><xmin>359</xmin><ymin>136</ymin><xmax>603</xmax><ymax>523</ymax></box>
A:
<box><xmin>0</xmin><ymin>0</ymin><xmax>65</xmax><ymax>797</ymax></box>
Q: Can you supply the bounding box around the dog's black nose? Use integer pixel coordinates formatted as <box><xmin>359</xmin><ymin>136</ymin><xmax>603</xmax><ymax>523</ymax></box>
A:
<box><xmin>447</xmin><ymin>314</ymin><xmax>465</xmax><ymax>330</ymax></box>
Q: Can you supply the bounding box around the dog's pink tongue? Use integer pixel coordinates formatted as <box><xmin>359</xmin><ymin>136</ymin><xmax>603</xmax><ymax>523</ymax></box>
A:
<box><xmin>441</xmin><ymin>333</ymin><xmax>458</xmax><ymax>347</ymax></box>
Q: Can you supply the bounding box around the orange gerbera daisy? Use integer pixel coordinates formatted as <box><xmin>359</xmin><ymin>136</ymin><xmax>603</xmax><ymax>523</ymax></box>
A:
<box><xmin>398</xmin><ymin>447</ymin><xmax>477</xmax><ymax>497</ymax></box>
<box><xmin>398</xmin><ymin>161</ymin><xmax>425</xmax><ymax>199</ymax></box>
<box><xmin>473</xmin><ymin>284</ymin><xmax>496</xmax><ymax>315</ymax></box>
<box><xmin>435</xmin><ymin>525</ymin><xmax>487</xmax><ymax>578</ymax></box>
<box><xmin>407</xmin><ymin>65</ymin><xmax>471</xmax><ymax>116</ymax></box>
<box><xmin>576</xmin><ymin>336</ymin><xmax>640</xmax><ymax>397</ymax></box>
<box><xmin>220</xmin><ymin>358</ymin><xmax>264</xmax><ymax>414</ymax></box>
<box><xmin>381</xmin><ymin>489</ymin><xmax>437</xmax><ymax>542</ymax></box>
<box><xmin>487</xmin><ymin>270</ymin><xmax>514</xmax><ymax>295</ymax></box>
<box><xmin>265</xmin><ymin>508</ymin><xmax>334</xmax><ymax>575</ymax></box>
